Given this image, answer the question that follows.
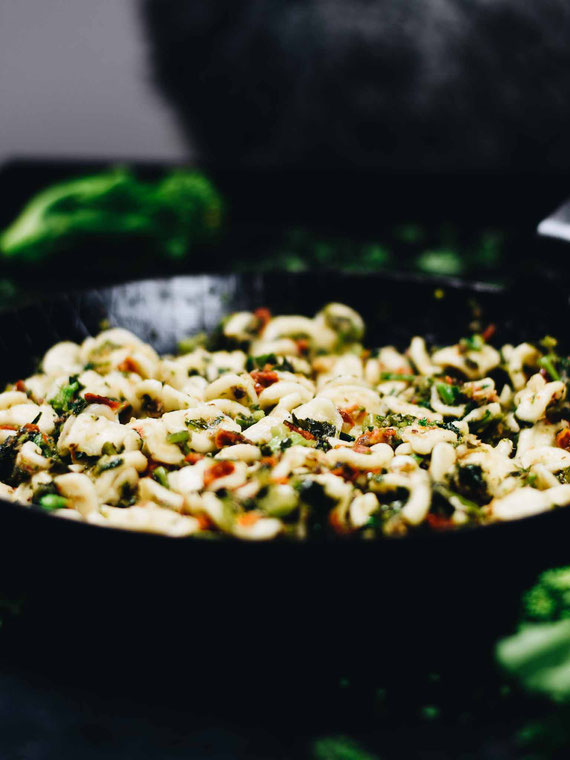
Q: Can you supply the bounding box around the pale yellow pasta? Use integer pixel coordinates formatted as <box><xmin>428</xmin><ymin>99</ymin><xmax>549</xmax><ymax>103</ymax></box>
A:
<box><xmin>1</xmin><ymin>303</ymin><xmax>570</xmax><ymax>539</ymax></box>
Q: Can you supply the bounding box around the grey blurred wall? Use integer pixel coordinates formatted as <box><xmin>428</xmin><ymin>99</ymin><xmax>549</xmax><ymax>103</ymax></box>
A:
<box><xmin>0</xmin><ymin>0</ymin><xmax>189</xmax><ymax>164</ymax></box>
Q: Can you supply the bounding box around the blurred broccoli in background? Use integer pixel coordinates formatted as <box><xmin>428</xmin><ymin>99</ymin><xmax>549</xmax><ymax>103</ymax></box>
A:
<box><xmin>0</xmin><ymin>167</ymin><xmax>223</xmax><ymax>263</ymax></box>
<box><xmin>497</xmin><ymin>567</ymin><xmax>570</xmax><ymax>702</ymax></box>
<box><xmin>246</xmin><ymin>225</ymin><xmax>506</xmax><ymax>280</ymax></box>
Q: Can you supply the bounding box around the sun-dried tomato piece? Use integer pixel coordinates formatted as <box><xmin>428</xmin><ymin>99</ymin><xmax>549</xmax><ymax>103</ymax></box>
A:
<box><xmin>84</xmin><ymin>393</ymin><xmax>122</xmax><ymax>411</ymax></box>
<box><xmin>237</xmin><ymin>511</ymin><xmax>261</xmax><ymax>527</ymax></box>
<box><xmin>250</xmin><ymin>369</ymin><xmax>279</xmax><ymax>394</ymax></box>
<box><xmin>556</xmin><ymin>428</ymin><xmax>570</xmax><ymax>451</ymax></box>
<box><xmin>352</xmin><ymin>444</ymin><xmax>372</xmax><ymax>454</ymax></box>
<box><xmin>354</xmin><ymin>428</ymin><xmax>396</xmax><ymax>448</ymax></box>
<box><xmin>195</xmin><ymin>513</ymin><xmax>214</xmax><ymax>531</ymax></box>
<box><xmin>283</xmin><ymin>420</ymin><xmax>315</xmax><ymax>440</ymax></box>
<box><xmin>203</xmin><ymin>460</ymin><xmax>235</xmax><ymax>487</ymax></box>
<box><xmin>328</xmin><ymin>509</ymin><xmax>355</xmax><ymax>536</ymax></box>
<box><xmin>184</xmin><ymin>452</ymin><xmax>204</xmax><ymax>464</ymax></box>
<box><xmin>118</xmin><ymin>357</ymin><xmax>139</xmax><ymax>374</ymax></box>
<box><xmin>339</xmin><ymin>408</ymin><xmax>355</xmax><ymax>427</ymax></box>
<box><xmin>331</xmin><ymin>464</ymin><xmax>360</xmax><ymax>483</ymax></box>
<box><xmin>214</xmin><ymin>429</ymin><xmax>249</xmax><ymax>448</ymax></box>
<box><xmin>254</xmin><ymin>307</ymin><xmax>272</xmax><ymax>330</ymax></box>
<box><xmin>426</xmin><ymin>513</ymin><xmax>455</xmax><ymax>531</ymax></box>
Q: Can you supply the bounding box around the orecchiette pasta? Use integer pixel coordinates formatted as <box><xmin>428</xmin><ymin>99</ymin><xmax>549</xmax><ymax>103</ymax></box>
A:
<box><xmin>1</xmin><ymin>304</ymin><xmax>570</xmax><ymax>540</ymax></box>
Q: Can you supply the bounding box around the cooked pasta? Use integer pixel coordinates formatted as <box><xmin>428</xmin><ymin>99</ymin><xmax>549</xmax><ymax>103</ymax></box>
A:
<box><xmin>2</xmin><ymin>304</ymin><xmax>570</xmax><ymax>539</ymax></box>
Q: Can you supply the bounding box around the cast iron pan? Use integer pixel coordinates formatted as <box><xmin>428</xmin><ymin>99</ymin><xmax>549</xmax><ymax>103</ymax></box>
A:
<box><xmin>0</xmin><ymin>272</ymin><xmax>567</xmax><ymax>694</ymax></box>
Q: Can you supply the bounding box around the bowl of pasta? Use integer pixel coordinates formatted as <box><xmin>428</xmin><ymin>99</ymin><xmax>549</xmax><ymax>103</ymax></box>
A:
<box><xmin>0</xmin><ymin>271</ymin><xmax>568</xmax><ymax>681</ymax></box>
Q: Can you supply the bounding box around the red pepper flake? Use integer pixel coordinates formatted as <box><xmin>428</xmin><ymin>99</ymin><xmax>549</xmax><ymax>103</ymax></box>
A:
<box><xmin>15</xmin><ymin>380</ymin><xmax>26</xmax><ymax>393</ymax></box>
<box><xmin>23</xmin><ymin>423</ymin><xmax>40</xmax><ymax>433</ymax></box>
<box><xmin>295</xmin><ymin>338</ymin><xmax>310</xmax><ymax>356</ymax></box>
<box><xmin>354</xmin><ymin>428</ymin><xmax>396</xmax><ymax>448</ymax></box>
<box><xmin>184</xmin><ymin>452</ymin><xmax>204</xmax><ymax>464</ymax></box>
<box><xmin>481</xmin><ymin>324</ymin><xmax>496</xmax><ymax>342</ymax></box>
<box><xmin>83</xmin><ymin>393</ymin><xmax>122</xmax><ymax>411</ymax></box>
<box><xmin>250</xmin><ymin>369</ymin><xmax>279</xmax><ymax>394</ymax></box>
<box><xmin>0</xmin><ymin>425</ymin><xmax>19</xmax><ymax>431</ymax></box>
<box><xmin>556</xmin><ymin>428</ymin><xmax>570</xmax><ymax>451</ymax></box>
<box><xmin>254</xmin><ymin>307</ymin><xmax>272</xmax><ymax>330</ymax></box>
<box><xmin>204</xmin><ymin>460</ymin><xmax>235</xmax><ymax>487</ymax></box>
<box><xmin>214</xmin><ymin>429</ymin><xmax>249</xmax><ymax>448</ymax></box>
<box><xmin>118</xmin><ymin>357</ymin><xmax>139</xmax><ymax>374</ymax></box>
<box><xmin>283</xmin><ymin>420</ymin><xmax>315</xmax><ymax>440</ymax></box>
<box><xmin>261</xmin><ymin>456</ymin><xmax>278</xmax><ymax>467</ymax></box>
<box><xmin>426</xmin><ymin>513</ymin><xmax>455</xmax><ymax>531</ymax></box>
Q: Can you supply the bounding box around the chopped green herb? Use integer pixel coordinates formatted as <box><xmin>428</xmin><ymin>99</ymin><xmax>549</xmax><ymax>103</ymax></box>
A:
<box><xmin>245</xmin><ymin>354</ymin><xmax>294</xmax><ymax>372</ymax></box>
<box><xmin>436</xmin><ymin>383</ymin><xmax>464</xmax><ymax>405</ymax></box>
<box><xmin>186</xmin><ymin>416</ymin><xmax>223</xmax><ymax>431</ymax></box>
<box><xmin>49</xmin><ymin>378</ymin><xmax>83</xmax><ymax>415</ymax></box>
<box><xmin>379</xmin><ymin>372</ymin><xmax>416</xmax><ymax>381</ymax></box>
<box><xmin>95</xmin><ymin>457</ymin><xmax>124</xmax><ymax>474</ymax></box>
<box><xmin>291</xmin><ymin>415</ymin><xmax>336</xmax><ymax>440</ymax></box>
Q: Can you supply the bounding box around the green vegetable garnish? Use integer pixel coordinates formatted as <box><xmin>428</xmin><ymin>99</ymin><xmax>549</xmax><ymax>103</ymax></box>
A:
<box><xmin>245</xmin><ymin>354</ymin><xmax>294</xmax><ymax>372</ymax></box>
<box><xmin>236</xmin><ymin>409</ymin><xmax>265</xmax><ymax>430</ymax></box>
<box><xmin>38</xmin><ymin>494</ymin><xmax>69</xmax><ymax>511</ymax></box>
<box><xmin>460</xmin><ymin>334</ymin><xmax>484</xmax><ymax>352</ymax></box>
<box><xmin>436</xmin><ymin>382</ymin><xmax>463</xmax><ymax>405</ymax></box>
<box><xmin>153</xmin><ymin>467</ymin><xmax>170</xmax><ymax>489</ymax></box>
<box><xmin>379</xmin><ymin>372</ymin><xmax>416</xmax><ymax>381</ymax></box>
<box><xmin>167</xmin><ymin>430</ymin><xmax>190</xmax><ymax>445</ymax></box>
<box><xmin>177</xmin><ymin>333</ymin><xmax>208</xmax><ymax>355</ymax></box>
<box><xmin>538</xmin><ymin>355</ymin><xmax>561</xmax><ymax>381</ymax></box>
<box><xmin>49</xmin><ymin>379</ymin><xmax>82</xmax><ymax>415</ymax></box>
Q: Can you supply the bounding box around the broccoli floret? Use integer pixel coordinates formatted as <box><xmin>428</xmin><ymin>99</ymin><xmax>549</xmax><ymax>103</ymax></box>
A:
<box><xmin>521</xmin><ymin>568</ymin><xmax>570</xmax><ymax>623</ymax></box>
<box><xmin>496</xmin><ymin>566</ymin><xmax>570</xmax><ymax>701</ymax></box>
<box><xmin>0</xmin><ymin>168</ymin><xmax>223</xmax><ymax>263</ymax></box>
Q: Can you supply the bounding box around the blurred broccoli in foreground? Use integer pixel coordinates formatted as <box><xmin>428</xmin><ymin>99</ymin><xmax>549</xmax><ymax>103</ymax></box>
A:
<box><xmin>522</xmin><ymin>568</ymin><xmax>570</xmax><ymax>623</ymax></box>
<box><xmin>497</xmin><ymin>567</ymin><xmax>570</xmax><ymax>701</ymax></box>
<box><xmin>0</xmin><ymin>167</ymin><xmax>223</xmax><ymax>263</ymax></box>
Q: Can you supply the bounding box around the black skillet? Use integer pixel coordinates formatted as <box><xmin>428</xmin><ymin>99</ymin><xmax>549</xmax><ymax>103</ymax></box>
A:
<box><xmin>0</xmin><ymin>270</ymin><xmax>568</xmax><ymax>696</ymax></box>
